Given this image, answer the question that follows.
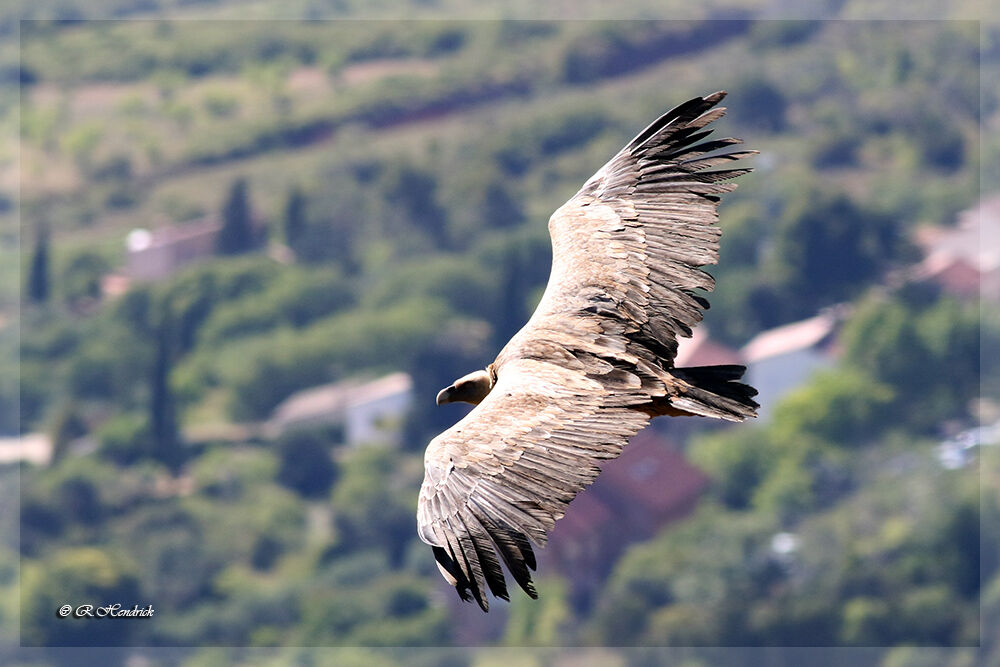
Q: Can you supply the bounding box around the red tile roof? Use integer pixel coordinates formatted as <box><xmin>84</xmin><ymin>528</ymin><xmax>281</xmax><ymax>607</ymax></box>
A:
<box><xmin>547</xmin><ymin>489</ymin><xmax>613</xmax><ymax>543</ymax></box>
<box><xmin>593</xmin><ymin>430</ymin><xmax>708</xmax><ymax>521</ymax></box>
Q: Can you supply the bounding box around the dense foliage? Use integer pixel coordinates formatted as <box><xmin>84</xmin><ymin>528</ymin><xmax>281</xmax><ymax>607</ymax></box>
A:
<box><xmin>2</xmin><ymin>9</ymin><xmax>995</xmax><ymax>665</ymax></box>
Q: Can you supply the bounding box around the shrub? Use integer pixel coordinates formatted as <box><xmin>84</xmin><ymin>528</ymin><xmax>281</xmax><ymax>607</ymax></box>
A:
<box><xmin>275</xmin><ymin>430</ymin><xmax>338</xmax><ymax>499</ymax></box>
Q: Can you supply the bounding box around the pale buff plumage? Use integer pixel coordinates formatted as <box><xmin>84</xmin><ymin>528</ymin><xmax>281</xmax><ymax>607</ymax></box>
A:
<box><xmin>419</xmin><ymin>92</ymin><xmax>758</xmax><ymax>610</ymax></box>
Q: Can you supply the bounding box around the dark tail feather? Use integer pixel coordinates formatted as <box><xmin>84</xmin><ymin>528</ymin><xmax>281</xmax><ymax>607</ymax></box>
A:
<box><xmin>665</xmin><ymin>364</ymin><xmax>758</xmax><ymax>422</ymax></box>
<box><xmin>432</xmin><ymin>545</ymin><xmax>481</xmax><ymax>609</ymax></box>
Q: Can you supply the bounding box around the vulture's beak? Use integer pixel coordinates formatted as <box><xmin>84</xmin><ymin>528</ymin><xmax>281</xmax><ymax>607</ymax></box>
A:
<box><xmin>436</xmin><ymin>385</ymin><xmax>456</xmax><ymax>406</ymax></box>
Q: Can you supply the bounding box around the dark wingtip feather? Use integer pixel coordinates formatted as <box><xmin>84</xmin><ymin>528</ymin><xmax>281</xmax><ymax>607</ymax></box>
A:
<box><xmin>627</xmin><ymin>92</ymin><xmax>728</xmax><ymax>154</ymax></box>
<box><xmin>432</xmin><ymin>545</ymin><xmax>483</xmax><ymax>608</ymax></box>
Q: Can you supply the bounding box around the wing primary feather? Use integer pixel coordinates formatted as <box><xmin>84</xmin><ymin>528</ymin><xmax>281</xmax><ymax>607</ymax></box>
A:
<box><xmin>431</xmin><ymin>545</ymin><xmax>474</xmax><ymax>604</ymax></box>
<box><xmin>627</xmin><ymin>92</ymin><xmax>727</xmax><ymax>154</ymax></box>
<box><xmin>470</xmin><ymin>504</ymin><xmax>539</xmax><ymax>598</ymax></box>
<box><xmin>449</xmin><ymin>518</ymin><xmax>489</xmax><ymax>612</ymax></box>
<box><xmin>460</xmin><ymin>509</ymin><xmax>510</xmax><ymax>602</ymax></box>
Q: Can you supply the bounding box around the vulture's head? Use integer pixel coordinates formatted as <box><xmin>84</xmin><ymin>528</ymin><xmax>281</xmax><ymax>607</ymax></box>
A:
<box><xmin>436</xmin><ymin>369</ymin><xmax>493</xmax><ymax>406</ymax></box>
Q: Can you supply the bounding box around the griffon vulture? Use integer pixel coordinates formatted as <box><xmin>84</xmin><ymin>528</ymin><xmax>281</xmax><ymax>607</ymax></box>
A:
<box><xmin>418</xmin><ymin>92</ymin><xmax>758</xmax><ymax>611</ymax></box>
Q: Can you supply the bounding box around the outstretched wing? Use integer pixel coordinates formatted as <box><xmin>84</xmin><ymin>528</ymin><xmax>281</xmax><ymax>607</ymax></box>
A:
<box><xmin>418</xmin><ymin>357</ymin><xmax>652</xmax><ymax>610</ymax></box>
<box><xmin>518</xmin><ymin>90</ymin><xmax>756</xmax><ymax>368</ymax></box>
<box><xmin>418</xmin><ymin>92</ymin><xmax>755</xmax><ymax>609</ymax></box>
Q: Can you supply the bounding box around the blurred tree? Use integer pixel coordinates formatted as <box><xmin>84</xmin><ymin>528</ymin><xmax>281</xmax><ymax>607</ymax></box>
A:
<box><xmin>379</xmin><ymin>163</ymin><xmax>450</xmax><ymax>249</ymax></box>
<box><xmin>291</xmin><ymin>178</ymin><xmax>363</xmax><ymax>272</ymax></box>
<box><xmin>910</xmin><ymin>110</ymin><xmax>966</xmax><ymax>172</ymax></box>
<box><xmin>196</xmin><ymin>267</ymin><xmax>353</xmax><ymax>347</ymax></box>
<box><xmin>730</xmin><ymin>78</ymin><xmax>787</xmax><ymax>132</ymax></box>
<box><xmin>151</xmin><ymin>310</ymin><xmax>182</xmax><ymax>472</ymax></box>
<box><xmin>839</xmin><ymin>596</ymin><xmax>892</xmax><ymax>645</ymax></box>
<box><xmin>331</xmin><ymin>446</ymin><xmax>416</xmax><ymax>567</ymax></box>
<box><xmin>17</xmin><ymin>359</ymin><xmax>48</xmax><ymax>434</ymax></box>
<box><xmin>935</xmin><ymin>499</ymin><xmax>981</xmax><ymax>599</ymax></box>
<box><xmin>275</xmin><ymin>429</ymin><xmax>339</xmax><ymax>499</ymax></box>
<box><xmin>26</xmin><ymin>223</ymin><xmax>50</xmax><ymax>304</ymax></box>
<box><xmin>841</xmin><ymin>293</ymin><xmax>981</xmax><ymax>430</ymax></box>
<box><xmin>811</xmin><ymin>132</ymin><xmax>861</xmax><ymax>169</ymax></box>
<box><xmin>21</xmin><ymin>548</ymin><xmax>144</xmax><ymax>646</ymax></box>
<box><xmin>48</xmin><ymin>402</ymin><xmax>88</xmax><ymax>464</ymax></box>
<box><xmin>216</xmin><ymin>177</ymin><xmax>256</xmax><ymax>255</ymax></box>
<box><xmin>771</xmin><ymin>191</ymin><xmax>904</xmax><ymax>318</ymax></box>
<box><xmin>496</xmin><ymin>242</ymin><xmax>532</xmax><ymax>345</ymax></box>
<box><xmin>689</xmin><ymin>427</ymin><xmax>777</xmax><ymax>510</ymax></box>
<box><xmin>56</xmin><ymin>475</ymin><xmax>104</xmax><ymax>526</ymax></box>
<box><xmin>751</xmin><ymin>452</ymin><xmax>817</xmax><ymax>523</ymax></box>
<box><xmin>61</xmin><ymin>249</ymin><xmax>110</xmax><ymax>309</ymax></box>
<box><xmin>504</xmin><ymin>576</ymin><xmax>571</xmax><ymax>645</ymax></box>
<box><xmin>113</xmin><ymin>285</ymin><xmax>156</xmax><ymax>337</ymax></box>
<box><xmin>166</xmin><ymin>270</ymin><xmax>218</xmax><ymax>354</ymax></box>
<box><xmin>769</xmin><ymin>367</ymin><xmax>895</xmax><ymax>446</ymax></box>
<box><xmin>283</xmin><ymin>185</ymin><xmax>308</xmax><ymax>249</ymax></box>
<box><xmin>190</xmin><ymin>447</ymin><xmax>278</xmax><ymax>501</ymax></box>
<box><xmin>481</xmin><ymin>181</ymin><xmax>525</xmax><ymax>231</ymax></box>
<box><xmin>748</xmin><ymin>20</ymin><xmax>821</xmax><ymax>49</ymax></box>
<box><xmin>97</xmin><ymin>412</ymin><xmax>152</xmax><ymax>466</ymax></box>
<box><xmin>589</xmin><ymin>505</ymin><xmax>776</xmax><ymax>646</ymax></box>
<box><xmin>66</xmin><ymin>340</ymin><xmax>117</xmax><ymax>400</ymax></box>
<box><xmin>293</xmin><ymin>208</ymin><xmax>360</xmax><ymax>272</ymax></box>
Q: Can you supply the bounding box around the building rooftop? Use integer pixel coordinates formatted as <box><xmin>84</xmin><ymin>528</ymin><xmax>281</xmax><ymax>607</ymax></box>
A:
<box><xmin>911</xmin><ymin>253</ymin><xmax>983</xmax><ymax>298</ymax></box>
<box><xmin>915</xmin><ymin>193</ymin><xmax>1000</xmax><ymax>272</ymax></box>
<box><xmin>269</xmin><ymin>372</ymin><xmax>413</xmax><ymax>428</ymax></box>
<box><xmin>594</xmin><ymin>429</ymin><xmax>708</xmax><ymax>520</ymax></box>
<box><xmin>547</xmin><ymin>489</ymin><xmax>614</xmax><ymax>543</ymax></box>
<box><xmin>128</xmin><ymin>216</ymin><xmax>222</xmax><ymax>252</ymax></box>
<box><xmin>674</xmin><ymin>327</ymin><xmax>744</xmax><ymax>368</ymax></box>
<box><xmin>741</xmin><ymin>307</ymin><xmax>847</xmax><ymax>364</ymax></box>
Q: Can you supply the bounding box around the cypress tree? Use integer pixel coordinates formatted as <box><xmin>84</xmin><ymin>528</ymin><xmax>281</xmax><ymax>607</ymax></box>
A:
<box><xmin>482</xmin><ymin>181</ymin><xmax>524</xmax><ymax>230</ymax></box>
<box><xmin>283</xmin><ymin>185</ymin><xmax>308</xmax><ymax>250</ymax></box>
<box><xmin>497</xmin><ymin>242</ymin><xmax>529</xmax><ymax>344</ymax></box>
<box><xmin>150</xmin><ymin>309</ymin><xmax>182</xmax><ymax>472</ymax></box>
<box><xmin>215</xmin><ymin>177</ymin><xmax>255</xmax><ymax>255</ymax></box>
<box><xmin>26</xmin><ymin>224</ymin><xmax>50</xmax><ymax>304</ymax></box>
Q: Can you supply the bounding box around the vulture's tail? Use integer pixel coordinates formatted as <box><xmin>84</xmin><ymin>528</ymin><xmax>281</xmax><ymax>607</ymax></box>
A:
<box><xmin>657</xmin><ymin>364</ymin><xmax>758</xmax><ymax>422</ymax></box>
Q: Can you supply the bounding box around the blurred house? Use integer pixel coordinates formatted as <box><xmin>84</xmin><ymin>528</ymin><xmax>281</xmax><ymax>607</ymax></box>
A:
<box><xmin>593</xmin><ymin>429</ymin><xmax>708</xmax><ymax>534</ymax></box>
<box><xmin>543</xmin><ymin>430</ymin><xmax>708</xmax><ymax>607</ymax></box>
<box><xmin>99</xmin><ymin>272</ymin><xmax>132</xmax><ymax>299</ymax></box>
<box><xmin>267</xmin><ymin>372</ymin><xmax>413</xmax><ymax>447</ymax></box>
<box><xmin>934</xmin><ymin>418</ymin><xmax>1000</xmax><ymax>471</ymax></box>
<box><xmin>0</xmin><ymin>433</ymin><xmax>52</xmax><ymax>466</ymax></box>
<box><xmin>674</xmin><ymin>327</ymin><xmax>744</xmax><ymax>368</ymax></box>
<box><xmin>909</xmin><ymin>253</ymin><xmax>982</xmax><ymax>300</ymax></box>
<box><xmin>911</xmin><ymin>193</ymin><xmax>1000</xmax><ymax>302</ymax></box>
<box><xmin>741</xmin><ymin>306</ymin><xmax>848</xmax><ymax>420</ymax></box>
<box><xmin>125</xmin><ymin>216</ymin><xmax>222</xmax><ymax>281</ymax></box>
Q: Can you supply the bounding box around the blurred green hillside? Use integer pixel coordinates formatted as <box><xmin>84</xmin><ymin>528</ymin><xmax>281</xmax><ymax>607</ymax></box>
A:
<box><xmin>2</xmin><ymin>5</ymin><xmax>998</xmax><ymax>665</ymax></box>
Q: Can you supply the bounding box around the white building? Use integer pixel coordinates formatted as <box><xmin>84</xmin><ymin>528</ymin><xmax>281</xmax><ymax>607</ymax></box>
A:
<box><xmin>0</xmin><ymin>433</ymin><xmax>52</xmax><ymax>466</ymax></box>
<box><xmin>268</xmin><ymin>372</ymin><xmax>413</xmax><ymax>447</ymax></box>
<box><xmin>741</xmin><ymin>307</ymin><xmax>847</xmax><ymax>420</ymax></box>
<box><xmin>125</xmin><ymin>217</ymin><xmax>222</xmax><ymax>282</ymax></box>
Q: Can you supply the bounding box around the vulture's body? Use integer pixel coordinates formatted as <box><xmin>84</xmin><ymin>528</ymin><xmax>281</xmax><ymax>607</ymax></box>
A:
<box><xmin>418</xmin><ymin>92</ymin><xmax>758</xmax><ymax>611</ymax></box>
